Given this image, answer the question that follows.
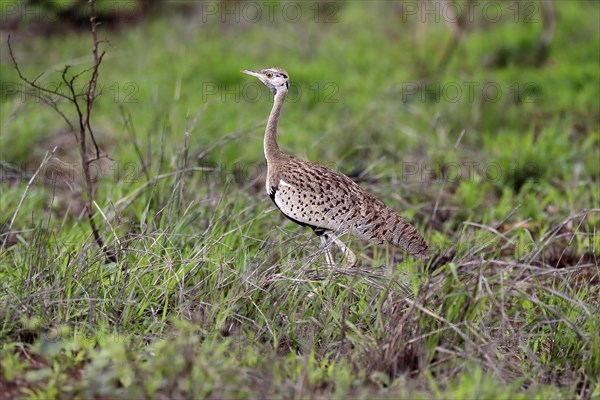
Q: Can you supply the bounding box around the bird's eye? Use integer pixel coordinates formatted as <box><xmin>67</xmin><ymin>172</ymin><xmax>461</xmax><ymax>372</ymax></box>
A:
<box><xmin>266</xmin><ymin>72</ymin><xmax>273</xmax><ymax>78</ymax></box>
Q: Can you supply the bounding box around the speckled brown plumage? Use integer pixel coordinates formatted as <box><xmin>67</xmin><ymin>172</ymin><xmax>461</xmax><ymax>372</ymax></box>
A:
<box><xmin>242</xmin><ymin>67</ymin><xmax>428</xmax><ymax>265</ymax></box>
<box><xmin>267</xmin><ymin>155</ymin><xmax>428</xmax><ymax>257</ymax></box>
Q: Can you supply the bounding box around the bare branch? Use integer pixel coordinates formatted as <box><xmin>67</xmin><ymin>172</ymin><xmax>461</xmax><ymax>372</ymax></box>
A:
<box><xmin>7</xmin><ymin>34</ymin><xmax>73</xmax><ymax>103</ymax></box>
<box><xmin>6</xmin><ymin>0</ymin><xmax>115</xmax><ymax>263</ymax></box>
<box><xmin>37</xmin><ymin>93</ymin><xmax>74</xmax><ymax>132</ymax></box>
<box><xmin>84</xmin><ymin>0</ymin><xmax>106</xmax><ymax>160</ymax></box>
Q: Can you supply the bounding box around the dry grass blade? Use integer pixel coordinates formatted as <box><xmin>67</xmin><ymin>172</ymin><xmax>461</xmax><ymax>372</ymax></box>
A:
<box><xmin>1</xmin><ymin>147</ymin><xmax>57</xmax><ymax>251</ymax></box>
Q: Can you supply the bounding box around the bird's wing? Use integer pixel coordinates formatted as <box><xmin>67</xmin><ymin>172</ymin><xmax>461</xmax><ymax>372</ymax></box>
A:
<box><xmin>269</xmin><ymin>159</ymin><xmax>380</xmax><ymax>234</ymax></box>
<box><xmin>270</xmin><ymin>175</ymin><xmax>353</xmax><ymax>233</ymax></box>
<box><xmin>270</xmin><ymin>158</ymin><xmax>429</xmax><ymax>257</ymax></box>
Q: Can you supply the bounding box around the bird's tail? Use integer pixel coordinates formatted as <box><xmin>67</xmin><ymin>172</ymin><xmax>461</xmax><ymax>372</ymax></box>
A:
<box><xmin>383</xmin><ymin>208</ymin><xmax>429</xmax><ymax>258</ymax></box>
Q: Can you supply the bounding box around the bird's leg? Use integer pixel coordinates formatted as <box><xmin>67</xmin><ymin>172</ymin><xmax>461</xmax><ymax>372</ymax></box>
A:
<box><xmin>319</xmin><ymin>235</ymin><xmax>336</xmax><ymax>268</ymax></box>
<box><xmin>326</xmin><ymin>233</ymin><xmax>357</xmax><ymax>267</ymax></box>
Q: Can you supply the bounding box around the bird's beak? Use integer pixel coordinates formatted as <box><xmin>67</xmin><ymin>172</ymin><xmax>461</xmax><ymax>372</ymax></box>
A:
<box><xmin>241</xmin><ymin>69</ymin><xmax>262</xmax><ymax>79</ymax></box>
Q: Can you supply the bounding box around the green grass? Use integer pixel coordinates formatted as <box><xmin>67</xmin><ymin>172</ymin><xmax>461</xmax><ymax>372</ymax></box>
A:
<box><xmin>1</xmin><ymin>1</ymin><xmax>599</xmax><ymax>398</ymax></box>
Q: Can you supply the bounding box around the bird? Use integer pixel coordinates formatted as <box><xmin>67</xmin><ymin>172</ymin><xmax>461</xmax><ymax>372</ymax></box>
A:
<box><xmin>241</xmin><ymin>67</ymin><xmax>428</xmax><ymax>267</ymax></box>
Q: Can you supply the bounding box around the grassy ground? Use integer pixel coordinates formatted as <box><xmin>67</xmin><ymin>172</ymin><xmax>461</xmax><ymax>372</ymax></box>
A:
<box><xmin>1</xmin><ymin>1</ymin><xmax>599</xmax><ymax>398</ymax></box>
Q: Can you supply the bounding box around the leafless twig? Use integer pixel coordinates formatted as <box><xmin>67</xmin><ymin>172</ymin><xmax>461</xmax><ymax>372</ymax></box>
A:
<box><xmin>6</xmin><ymin>0</ymin><xmax>115</xmax><ymax>262</ymax></box>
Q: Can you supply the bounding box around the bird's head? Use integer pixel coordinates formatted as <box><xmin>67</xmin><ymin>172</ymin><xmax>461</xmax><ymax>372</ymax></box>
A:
<box><xmin>241</xmin><ymin>67</ymin><xmax>289</xmax><ymax>96</ymax></box>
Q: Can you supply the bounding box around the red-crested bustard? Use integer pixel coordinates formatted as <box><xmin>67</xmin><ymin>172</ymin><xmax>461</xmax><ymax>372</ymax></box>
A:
<box><xmin>242</xmin><ymin>67</ymin><xmax>428</xmax><ymax>267</ymax></box>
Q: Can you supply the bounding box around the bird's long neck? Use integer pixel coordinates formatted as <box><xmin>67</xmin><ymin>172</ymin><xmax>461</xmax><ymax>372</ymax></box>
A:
<box><xmin>264</xmin><ymin>90</ymin><xmax>286</xmax><ymax>163</ymax></box>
